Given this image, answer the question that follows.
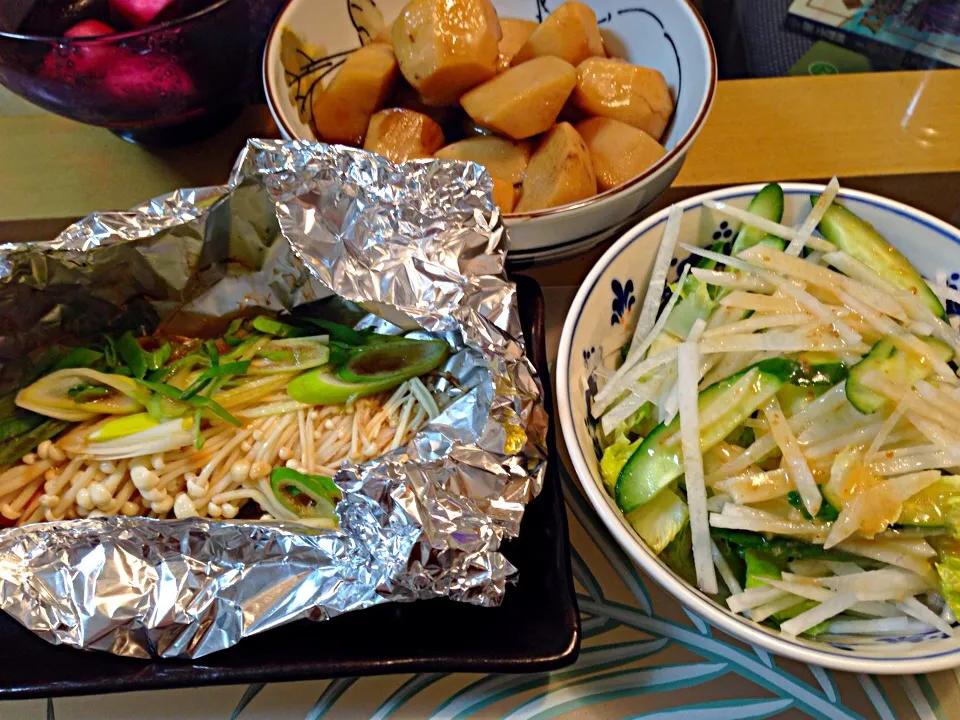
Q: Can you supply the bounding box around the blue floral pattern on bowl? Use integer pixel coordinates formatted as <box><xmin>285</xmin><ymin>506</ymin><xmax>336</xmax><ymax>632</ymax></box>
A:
<box><xmin>610</xmin><ymin>279</ymin><xmax>636</xmax><ymax>326</ymax></box>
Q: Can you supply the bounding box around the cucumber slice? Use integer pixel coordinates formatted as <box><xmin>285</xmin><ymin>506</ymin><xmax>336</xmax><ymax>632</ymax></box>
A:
<box><xmin>731</xmin><ymin>183</ymin><xmax>785</xmax><ymax>255</ymax></box>
<box><xmin>795</xmin><ymin>351</ymin><xmax>848</xmax><ymax>387</ymax></box>
<box><xmin>615</xmin><ymin>358</ymin><xmax>791</xmax><ymax>513</ymax></box>
<box><xmin>846</xmin><ymin>335</ymin><xmax>953</xmax><ymax>414</ymax></box>
<box><xmin>815</xmin><ymin>196</ymin><xmax>945</xmax><ymax>318</ymax></box>
<box><xmin>625</xmin><ymin>487</ymin><xmax>688</xmax><ymax>553</ymax></box>
<box><xmin>898</xmin><ymin>476</ymin><xmax>960</xmax><ymax>528</ymax></box>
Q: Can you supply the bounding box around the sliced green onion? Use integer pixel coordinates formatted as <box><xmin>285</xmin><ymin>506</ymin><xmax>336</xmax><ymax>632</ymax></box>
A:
<box><xmin>301</xmin><ymin>317</ymin><xmax>366</xmax><ymax>346</ymax></box>
<box><xmin>144</xmin><ymin>342</ymin><xmax>171</xmax><ymax>371</ymax></box>
<box><xmin>192</xmin><ymin>407</ymin><xmax>204</xmax><ymax>449</ymax></box>
<box><xmin>179</xmin><ymin>361</ymin><xmax>250</xmax><ymax>400</ymax></box>
<box><xmin>204</xmin><ymin>340</ymin><xmax>220</xmax><ymax>367</ymax></box>
<box><xmin>223</xmin><ymin>318</ymin><xmax>246</xmax><ymax>346</ymax></box>
<box><xmin>269</xmin><ymin>467</ymin><xmax>340</xmax><ymax>520</ymax></box>
<box><xmin>53</xmin><ymin>347</ymin><xmax>104</xmax><ymax>371</ymax></box>
<box><xmin>252</xmin><ymin>315</ymin><xmax>312</xmax><ymax>338</ymax></box>
<box><xmin>138</xmin><ymin>380</ymin><xmax>241</xmax><ymax>427</ymax></box>
<box><xmin>0</xmin><ymin>419</ymin><xmax>69</xmax><ymax>465</ymax></box>
<box><xmin>0</xmin><ymin>413</ymin><xmax>45</xmax><ymax>442</ymax></box>
<box><xmin>117</xmin><ymin>332</ymin><xmax>148</xmax><ymax>379</ymax></box>
<box><xmin>102</xmin><ymin>335</ymin><xmax>119</xmax><ymax>369</ymax></box>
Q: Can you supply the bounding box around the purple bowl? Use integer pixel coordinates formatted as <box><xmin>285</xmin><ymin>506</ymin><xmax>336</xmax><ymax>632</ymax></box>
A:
<box><xmin>0</xmin><ymin>0</ymin><xmax>252</xmax><ymax>145</ymax></box>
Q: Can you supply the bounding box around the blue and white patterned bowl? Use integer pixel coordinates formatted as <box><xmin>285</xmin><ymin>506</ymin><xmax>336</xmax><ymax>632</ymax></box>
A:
<box><xmin>557</xmin><ymin>183</ymin><xmax>960</xmax><ymax>673</ymax></box>
<box><xmin>262</xmin><ymin>0</ymin><xmax>715</xmax><ymax>263</ymax></box>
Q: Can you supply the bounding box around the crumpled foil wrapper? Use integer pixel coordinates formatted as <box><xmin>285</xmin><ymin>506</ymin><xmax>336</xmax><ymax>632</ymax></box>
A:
<box><xmin>0</xmin><ymin>139</ymin><xmax>547</xmax><ymax>659</ymax></box>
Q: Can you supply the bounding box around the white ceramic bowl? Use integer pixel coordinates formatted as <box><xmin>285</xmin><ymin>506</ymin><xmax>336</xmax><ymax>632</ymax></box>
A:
<box><xmin>262</xmin><ymin>0</ymin><xmax>715</xmax><ymax>263</ymax></box>
<box><xmin>557</xmin><ymin>183</ymin><xmax>960</xmax><ymax>673</ymax></box>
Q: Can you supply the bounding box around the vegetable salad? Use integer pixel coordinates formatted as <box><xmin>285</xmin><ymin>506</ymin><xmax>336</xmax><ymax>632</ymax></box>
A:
<box><xmin>591</xmin><ymin>180</ymin><xmax>960</xmax><ymax>641</ymax></box>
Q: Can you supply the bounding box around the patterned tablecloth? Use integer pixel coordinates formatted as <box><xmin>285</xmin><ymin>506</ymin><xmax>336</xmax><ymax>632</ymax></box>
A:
<box><xmin>3</xmin><ymin>287</ymin><xmax>960</xmax><ymax>720</ymax></box>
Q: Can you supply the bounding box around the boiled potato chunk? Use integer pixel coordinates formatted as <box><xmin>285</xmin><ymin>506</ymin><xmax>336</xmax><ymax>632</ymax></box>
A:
<box><xmin>434</xmin><ymin>136</ymin><xmax>530</xmax><ymax>184</ymax></box>
<box><xmin>460</xmin><ymin>56</ymin><xmax>576</xmax><ymax>139</ymax></box>
<box><xmin>371</xmin><ymin>19</ymin><xmax>396</xmax><ymax>45</ymax></box>
<box><xmin>391</xmin><ymin>0</ymin><xmax>501</xmax><ymax>106</ymax></box>
<box><xmin>311</xmin><ymin>44</ymin><xmax>398</xmax><ymax>145</ymax></box>
<box><xmin>491</xmin><ymin>177</ymin><xmax>516</xmax><ymax>213</ymax></box>
<box><xmin>513</xmin><ymin>2</ymin><xmax>605</xmax><ymax>67</ymax></box>
<box><xmin>364</xmin><ymin>108</ymin><xmax>445</xmax><ymax>162</ymax></box>
<box><xmin>497</xmin><ymin>17</ymin><xmax>537</xmax><ymax>71</ymax></box>
<box><xmin>576</xmin><ymin>117</ymin><xmax>665</xmax><ymax>191</ymax></box>
<box><xmin>571</xmin><ymin>57</ymin><xmax>674</xmax><ymax>139</ymax></box>
<box><xmin>515</xmin><ymin>122</ymin><xmax>596</xmax><ymax>212</ymax></box>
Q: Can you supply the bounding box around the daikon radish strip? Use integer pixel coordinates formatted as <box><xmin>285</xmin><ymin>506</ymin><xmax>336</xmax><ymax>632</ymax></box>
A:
<box><xmin>592</xmin><ymin>267</ymin><xmax>690</xmax><ymax>414</ymax></box>
<box><xmin>762</xmin><ymin>396</ymin><xmax>821</xmax><ymax>516</ymax></box>
<box><xmin>706</xmin><ymin>493</ymin><xmax>730</xmax><ymax>513</ymax></box>
<box><xmin>798</xmin><ymin>404</ymin><xmax>877</xmax><ymax>446</ymax></box>
<box><xmin>712</xmin><ymin>540</ymin><xmax>743</xmax><ymax>595</ymax></box>
<box><xmin>703</xmin><ymin>199</ymin><xmax>806</xmax><ymax>245</ymax></box>
<box><xmin>707</xmin><ymin>384</ymin><xmax>846</xmax><ymax>483</ymax></box>
<box><xmin>628</xmin><ymin>205</ymin><xmax>683</xmax><ymax>356</ymax></box>
<box><xmin>785</xmin><ymin>177</ymin><xmax>840</xmax><ymax>256</ymax></box>
<box><xmin>720</xmin><ymin>292</ymin><xmax>803</xmax><ymax>314</ymax></box>
<box><xmin>703</xmin><ymin>313</ymin><xmax>812</xmax><ymax>337</ymax></box>
<box><xmin>803</xmin><ymin>422</ymin><xmax>886</xmax><ymax>459</ymax></box>
<box><xmin>700</xmin><ymin>351</ymin><xmax>760</xmax><ymax>388</ymax></box>
<box><xmin>691</xmin><ymin>268</ymin><xmax>773</xmax><ymax>292</ymax></box>
<box><xmin>888</xmin><ymin>538</ymin><xmax>937</xmax><ymax>558</ymax></box>
<box><xmin>789</xmin><ymin>560</ymin><xmax>833</xmax><ymax>577</ymax></box>
<box><xmin>751</xmin><ymin>594</ymin><xmax>808</xmax><ymax>624</ymax></box>
<box><xmin>781</xmin><ymin>592</ymin><xmax>859</xmax><ymax>637</ymax></box>
<box><xmin>591</xmin><ymin>350</ymin><xmax>676</xmax><ymax>418</ymax></box>
<box><xmin>600</xmin><ymin>373</ymin><xmax>666</xmax><ymax>436</ymax></box>
<box><xmin>742</xmin><ymin>244</ymin><xmax>907</xmax><ymax>321</ymax></box>
<box><xmin>726</xmin><ymin>586</ymin><xmax>789</xmax><ymax>613</ymax></box>
<box><xmin>837</xmin><ymin>289</ymin><xmax>957</xmax><ymax>383</ymax></box>
<box><xmin>715</xmin><ymin>468</ymin><xmax>791</xmax><ymax>504</ymax></box>
<box><xmin>770</xmin><ymin>277</ymin><xmax>861</xmax><ymax>345</ymax></box>
<box><xmin>897</xmin><ymin>597</ymin><xmax>956</xmax><ymax>635</ymax></box>
<box><xmin>871</xmin><ymin>451</ymin><xmax>960</xmax><ymax>476</ymax></box>
<box><xmin>906</xmin><ymin>412</ymin><xmax>960</xmax><ymax>455</ymax></box>
<box><xmin>678</xmin><ymin>339</ymin><xmax>716</xmax><ymax>594</ymax></box>
<box><xmin>837</xmin><ymin>538</ymin><xmax>938</xmax><ymax>582</ymax></box>
<box><xmin>817</xmin><ymin>568</ymin><xmax>934</xmax><ymax>600</ymax></box>
<box><xmin>700</xmin><ymin>331</ymin><xmax>857</xmax><ymax>355</ymax></box>
<box><xmin>823</xmin><ymin>251</ymin><xmax>900</xmax><ymax>292</ymax></box>
<box><xmin>867</xmin><ymin>403</ymin><xmax>907</xmax><ymax>458</ymax></box>
<box><xmin>710</xmin><ymin>512</ymin><xmax>826</xmax><ymax>538</ymax></box>
<box><xmin>914</xmin><ymin>380</ymin><xmax>960</xmax><ymax>425</ymax></box>
<box><xmin>826</xmin><ymin>561</ymin><xmax>866</xmax><ymax>576</ymax></box>
<box><xmin>827</xmin><ymin>617</ymin><xmax>930</xmax><ymax>635</ymax></box>
<box><xmin>825</xmin><ymin>470</ymin><xmax>941</xmax><ymax>549</ymax></box>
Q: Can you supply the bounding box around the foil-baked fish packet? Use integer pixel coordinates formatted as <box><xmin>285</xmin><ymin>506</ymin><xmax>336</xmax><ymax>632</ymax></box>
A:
<box><xmin>0</xmin><ymin>139</ymin><xmax>547</xmax><ymax>659</ymax></box>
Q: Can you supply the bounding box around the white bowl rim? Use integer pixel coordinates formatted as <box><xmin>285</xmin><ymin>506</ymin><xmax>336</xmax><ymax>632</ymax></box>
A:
<box><xmin>260</xmin><ymin>0</ymin><xmax>717</xmax><ymax>221</ymax></box>
<box><xmin>557</xmin><ymin>181</ymin><xmax>960</xmax><ymax>674</ymax></box>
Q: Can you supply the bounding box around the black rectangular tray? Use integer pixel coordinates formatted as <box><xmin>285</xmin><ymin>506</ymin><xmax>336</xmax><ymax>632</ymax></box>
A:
<box><xmin>0</xmin><ymin>274</ymin><xmax>579</xmax><ymax>700</ymax></box>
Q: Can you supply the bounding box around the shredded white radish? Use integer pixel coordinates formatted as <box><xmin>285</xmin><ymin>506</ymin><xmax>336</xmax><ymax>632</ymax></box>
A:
<box><xmin>817</xmin><ymin>568</ymin><xmax>933</xmax><ymax>600</ymax></box>
<box><xmin>762</xmin><ymin>397</ymin><xmax>821</xmax><ymax>516</ymax></box>
<box><xmin>591</xmin><ymin>350</ymin><xmax>675</xmax><ymax>418</ymax></box>
<box><xmin>715</xmin><ymin>468</ymin><xmax>791</xmax><ymax>504</ymax></box>
<box><xmin>768</xmin><ymin>276</ymin><xmax>861</xmax><ymax>346</ymax></box>
<box><xmin>703</xmin><ymin>199</ymin><xmax>823</xmax><ymax>249</ymax></box>
<box><xmin>823</xmin><ymin>251</ymin><xmax>899</xmax><ymax>294</ymax></box>
<box><xmin>690</xmin><ymin>268</ymin><xmax>773</xmax><ymax>292</ymax></box>
<box><xmin>628</xmin><ymin>204</ymin><xmax>682</xmax><ymax>356</ymax></box>
<box><xmin>700</xmin><ymin>331</ymin><xmax>859</xmax><ymax>355</ymax></box>
<box><xmin>750</xmin><ymin>594</ymin><xmax>807</xmax><ymax>623</ymax></box>
<box><xmin>827</xmin><ymin>617</ymin><xmax>931</xmax><ymax>635</ymax></box>
<box><xmin>706</xmin><ymin>493</ymin><xmax>730</xmax><ymax>513</ymax></box>
<box><xmin>826</xmin><ymin>561</ymin><xmax>866</xmax><ymax>576</ymax></box>
<box><xmin>897</xmin><ymin>597</ymin><xmax>956</xmax><ymax>636</ymax></box>
<box><xmin>702</xmin><ymin>313</ymin><xmax>812</xmax><ymax>337</ymax></box>
<box><xmin>709</xmin><ymin>512</ymin><xmax>825</xmax><ymax>538</ymax></box>
<box><xmin>742</xmin><ymin>245</ymin><xmax>907</xmax><ymax>321</ymax></box>
<box><xmin>712</xmin><ymin>540</ymin><xmax>742</xmax><ymax>594</ymax></box>
<box><xmin>719</xmin><ymin>291</ymin><xmax>803</xmax><ymax>314</ymax></box>
<box><xmin>726</xmin><ymin>586</ymin><xmax>788</xmax><ymax>613</ymax></box>
<box><xmin>592</xmin><ymin>266</ymin><xmax>690</xmax><ymax>414</ymax></box>
<box><xmin>837</xmin><ymin>538</ymin><xmax>938</xmax><ymax>582</ymax></box>
<box><xmin>784</xmin><ymin>176</ymin><xmax>839</xmax><ymax>257</ymax></box>
<box><xmin>678</xmin><ymin>340</ymin><xmax>716</xmax><ymax>594</ymax></box>
<box><xmin>780</xmin><ymin>592</ymin><xmax>858</xmax><ymax>637</ymax></box>
<box><xmin>866</xmin><ymin>403</ymin><xmax>907</xmax><ymax>458</ymax></box>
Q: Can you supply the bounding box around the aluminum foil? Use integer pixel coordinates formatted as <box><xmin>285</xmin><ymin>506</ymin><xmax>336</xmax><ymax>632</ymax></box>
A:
<box><xmin>0</xmin><ymin>139</ymin><xmax>547</xmax><ymax>659</ymax></box>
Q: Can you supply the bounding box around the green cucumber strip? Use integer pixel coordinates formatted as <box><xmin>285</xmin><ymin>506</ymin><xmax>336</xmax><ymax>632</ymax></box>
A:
<box><xmin>814</xmin><ymin>195</ymin><xmax>944</xmax><ymax>318</ymax></box>
<box><xmin>731</xmin><ymin>183</ymin><xmax>785</xmax><ymax>255</ymax></box>
<box><xmin>614</xmin><ymin>358</ymin><xmax>791</xmax><ymax>513</ymax></box>
<box><xmin>846</xmin><ymin>335</ymin><xmax>953</xmax><ymax>414</ymax></box>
